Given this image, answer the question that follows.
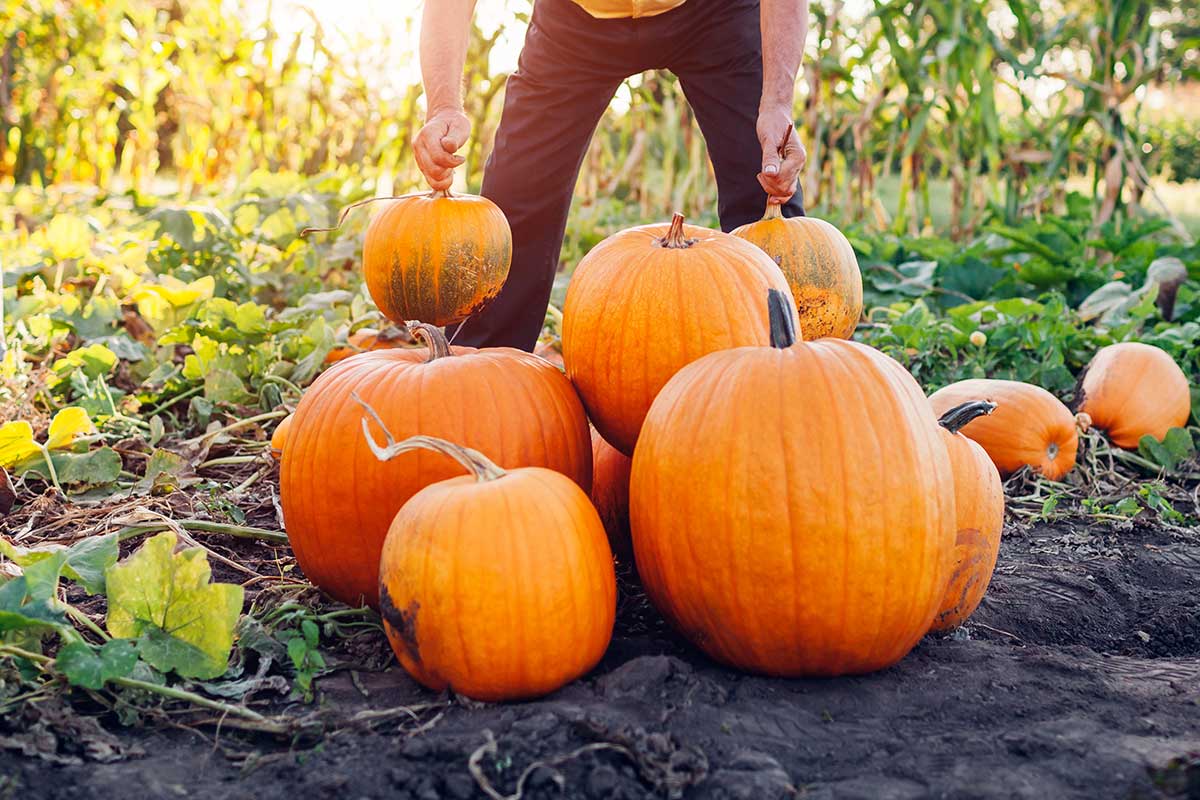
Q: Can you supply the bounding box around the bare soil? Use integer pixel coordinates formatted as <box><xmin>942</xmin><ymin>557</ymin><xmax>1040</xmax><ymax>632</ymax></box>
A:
<box><xmin>3</xmin><ymin>517</ymin><xmax>1199</xmax><ymax>800</ymax></box>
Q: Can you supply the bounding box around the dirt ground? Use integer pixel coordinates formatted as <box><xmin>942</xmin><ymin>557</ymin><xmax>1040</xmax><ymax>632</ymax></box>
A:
<box><xmin>3</xmin><ymin>516</ymin><xmax>1199</xmax><ymax>800</ymax></box>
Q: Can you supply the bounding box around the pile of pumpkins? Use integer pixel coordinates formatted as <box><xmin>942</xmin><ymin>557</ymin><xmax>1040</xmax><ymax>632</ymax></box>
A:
<box><xmin>278</xmin><ymin>189</ymin><xmax>1192</xmax><ymax>701</ymax></box>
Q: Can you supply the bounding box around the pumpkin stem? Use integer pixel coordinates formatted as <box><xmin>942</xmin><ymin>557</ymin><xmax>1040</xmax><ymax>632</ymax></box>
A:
<box><xmin>410</xmin><ymin>323</ymin><xmax>452</xmax><ymax>362</ymax></box>
<box><xmin>658</xmin><ymin>212</ymin><xmax>696</xmax><ymax>249</ymax></box>
<box><xmin>763</xmin><ymin>201</ymin><xmax>783</xmax><ymax>221</ymax></box>
<box><xmin>352</xmin><ymin>392</ymin><xmax>506</xmax><ymax>482</ymax></box>
<box><xmin>938</xmin><ymin>400</ymin><xmax>997</xmax><ymax>434</ymax></box>
<box><xmin>429</xmin><ymin>187</ymin><xmax>452</xmax><ymax>199</ymax></box>
<box><xmin>768</xmin><ymin>289</ymin><xmax>799</xmax><ymax>349</ymax></box>
<box><xmin>298</xmin><ymin>193</ymin><xmax>428</xmax><ymax>238</ymax></box>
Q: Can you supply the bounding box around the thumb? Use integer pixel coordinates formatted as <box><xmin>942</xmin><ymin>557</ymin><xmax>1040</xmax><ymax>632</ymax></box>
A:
<box><xmin>761</xmin><ymin>146</ymin><xmax>781</xmax><ymax>177</ymax></box>
<box><xmin>440</xmin><ymin>118</ymin><xmax>470</xmax><ymax>153</ymax></box>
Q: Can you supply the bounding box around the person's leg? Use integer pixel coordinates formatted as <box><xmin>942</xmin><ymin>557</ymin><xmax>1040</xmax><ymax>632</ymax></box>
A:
<box><xmin>451</xmin><ymin>0</ymin><xmax>630</xmax><ymax>350</ymax></box>
<box><xmin>662</xmin><ymin>0</ymin><xmax>805</xmax><ymax>232</ymax></box>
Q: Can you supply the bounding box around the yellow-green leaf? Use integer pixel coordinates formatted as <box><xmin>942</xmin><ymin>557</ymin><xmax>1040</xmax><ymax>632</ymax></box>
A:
<box><xmin>45</xmin><ymin>407</ymin><xmax>95</xmax><ymax>451</ymax></box>
<box><xmin>46</xmin><ymin>213</ymin><xmax>92</xmax><ymax>260</ymax></box>
<box><xmin>105</xmin><ymin>532</ymin><xmax>244</xmax><ymax>680</ymax></box>
<box><xmin>0</xmin><ymin>421</ymin><xmax>38</xmax><ymax>468</ymax></box>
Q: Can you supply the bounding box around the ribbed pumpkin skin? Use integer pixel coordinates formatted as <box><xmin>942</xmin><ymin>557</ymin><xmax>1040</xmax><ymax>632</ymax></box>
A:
<box><xmin>363</xmin><ymin>193</ymin><xmax>511</xmax><ymax>326</ymax></box>
<box><xmin>380</xmin><ymin>468</ymin><xmax>616</xmax><ymax>702</ymax></box>
<box><xmin>590</xmin><ymin>428</ymin><xmax>633</xmax><ymax>566</ymax></box>
<box><xmin>280</xmin><ymin>346</ymin><xmax>591</xmax><ymax>607</ymax></box>
<box><xmin>563</xmin><ymin>215</ymin><xmax>794</xmax><ymax>456</ymax></box>
<box><xmin>732</xmin><ymin>213</ymin><xmax>863</xmax><ymax>340</ymax></box>
<box><xmin>931</xmin><ymin>426</ymin><xmax>1004</xmax><ymax>632</ymax></box>
<box><xmin>929</xmin><ymin>379</ymin><xmax>1078</xmax><ymax>480</ymax></box>
<box><xmin>1079</xmin><ymin>342</ymin><xmax>1191</xmax><ymax>449</ymax></box>
<box><xmin>631</xmin><ymin>339</ymin><xmax>955</xmax><ymax>677</ymax></box>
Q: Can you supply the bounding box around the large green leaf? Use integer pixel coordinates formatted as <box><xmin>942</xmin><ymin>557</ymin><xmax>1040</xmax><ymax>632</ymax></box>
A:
<box><xmin>104</xmin><ymin>532</ymin><xmax>244</xmax><ymax>679</ymax></box>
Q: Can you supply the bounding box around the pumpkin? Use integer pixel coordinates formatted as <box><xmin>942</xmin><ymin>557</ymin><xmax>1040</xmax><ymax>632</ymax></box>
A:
<box><xmin>1078</xmin><ymin>342</ymin><xmax>1191</xmax><ymax>449</ymax></box>
<box><xmin>631</xmin><ymin>289</ymin><xmax>955</xmax><ymax>677</ymax></box>
<box><xmin>280</xmin><ymin>323</ymin><xmax>591</xmax><ymax>607</ymax></box>
<box><xmin>563</xmin><ymin>212</ymin><xmax>795</xmax><ymax>455</ymax></box>
<box><xmin>363</xmin><ymin>190</ymin><xmax>511</xmax><ymax>327</ymax></box>
<box><xmin>928</xmin><ymin>379</ymin><xmax>1079</xmax><ymax>480</ymax></box>
<box><xmin>929</xmin><ymin>401</ymin><xmax>1005</xmax><ymax>632</ymax></box>
<box><xmin>590</xmin><ymin>428</ymin><xmax>633</xmax><ymax>566</ymax></box>
<box><xmin>367</xmin><ymin>430</ymin><xmax>615</xmax><ymax>702</ymax></box>
<box><xmin>732</xmin><ymin>203</ymin><xmax>863</xmax><ymax>339</ymax></box>
<box><xmin>325</xmin><ymin>327</ymin><xmax>411</xmax><ymax>365</ymax></box>
<box><xmin>269</xmin><ymin>414</ymin><xmax>292</xmax><ymax>461</ymax></box>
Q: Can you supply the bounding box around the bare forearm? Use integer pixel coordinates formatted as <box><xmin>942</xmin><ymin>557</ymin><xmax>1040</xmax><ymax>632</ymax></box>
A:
<box><xmin>420</xmin><ymin>0</ymin><xmax>477</xmax><ymax>116</ymax></box>
<box><xmin>759</xmin><ymin>0</ymin><xmax>808</xmax><ymax>112</ymax></box>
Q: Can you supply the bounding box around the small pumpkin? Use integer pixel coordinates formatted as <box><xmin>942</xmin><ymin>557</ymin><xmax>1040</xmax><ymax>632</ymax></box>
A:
<box><xmin>280</xmin><ymin>323</ymin><xmax>591</xmax><ymax>607</ymax></box>
<box><xmin>1078</xmin><ymin>342</ymin><xmax>1191</xmax><ymax>449</ymax></box>
<box><xmin>367</xmin><ymin>428</ymin><xmax>615</xmax><ymax>702</ymax></box>
<box><xmin>929</xmin><ymin>401</ymin><xmax>1005</xmax><ymax>633</ymax></box>
<box><xmin>732</xmin><ymin>203</ymin><xmax>863</xmax><ymax>339</ymax></box>
<box><xmin>325</xmin><ymin>327</ymin><xmax>411</xmax><ymax>365</ymax></box>
<box><xmin>631</xmin><ymin>289</ymin><xmax>955</xmax><ymax>677</ymax></box>
<box><xmin>269</xmin><ymin>414</ymin><xmax>292</xmax><ymax>461</ymax></box>
<box><xmin>363</xmin><ymin>190</ymin><xmax>511</xmax><ymax>326</ymax></box>
<box><xmin>590</xmin><ymin>428</ymin><xmax>633</xmax><ymax>566</ymax></box>
<box><xmin>563</xmin><ymin>212</ymin><xmax>795</xmax><ymax>455</ymax></box>
<box><xmin>928</xmin><ymin>379</ymin><xmax>1079</xmax><ymax>480</ymax></box>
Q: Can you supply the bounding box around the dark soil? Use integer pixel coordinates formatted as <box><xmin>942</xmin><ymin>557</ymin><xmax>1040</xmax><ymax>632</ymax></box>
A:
<box><xmin>4</xmin><ymin>518</ymin><xmax>1200</xmax><ymax>800</ymax></box>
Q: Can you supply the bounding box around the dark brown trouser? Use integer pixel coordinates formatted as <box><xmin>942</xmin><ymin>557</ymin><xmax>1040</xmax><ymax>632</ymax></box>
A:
<box><xmin>451</xmin><ymin>0</ymin><xmax>806</xmax><ymax>350</ymax></box>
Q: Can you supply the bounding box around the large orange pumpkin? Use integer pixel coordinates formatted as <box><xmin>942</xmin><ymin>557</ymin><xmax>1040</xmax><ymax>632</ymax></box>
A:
<box><xmin>369</xmin><ymin>432</ymin><xmax>615</xmax><ymax>702</ymax></box>
<box><xmin>590</xmin><ymin>428</ymin><xmax>633</xmax><ymax>566</ymax></box>
<box><xmin>631</xmin><ymin>289</ymin><xmax>955</xmax><ymax>677</ymax></box>
<box><xmin>563</xmin><ymin>213</ymin><xmax>795</xmax><ymax>456</ymax></box>
<box><xmin>930</xmin><ymin>401</ymin><xmax>1005</xmax><ymax>633</ymax></box>
<box><xmin>732</xmin><ymin>203</ymin><xmax>863</xmax><ymax>339</ymax></box>
<box><xmin>928</xmin><ymin>379</ymin><xmax>1079</xmax><ymax>480</ymax></box>
<box><xmin>1078</xmin><ymin>342</ymin><xmax>1191</xmax><ymax>449</ymax></box>
<box><xmin>280</xmin><ymin>323</ymin><xmax>591</xmax><ymax>607</ymax></box>
<box><xmin>363</xmin><ymin>190</ymin><xmax>511</xmax><ymax>327</ymax></box>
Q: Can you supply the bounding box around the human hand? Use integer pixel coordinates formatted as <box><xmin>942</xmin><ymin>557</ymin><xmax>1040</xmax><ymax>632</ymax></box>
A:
<box><xmin>756</xmin><ymin>107</ymin><xmax>806</xmax><ymax>205</ymax></box>
<box><xmin>414</xmin><ymin>109</ymin><xmax>472</xmax><ymax>192</ymax></box>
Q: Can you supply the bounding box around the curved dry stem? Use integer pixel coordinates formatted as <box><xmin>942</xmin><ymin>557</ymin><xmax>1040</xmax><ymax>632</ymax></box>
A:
<box><xmin>298</xmin><ymin>193</ymin><xmax>428</xmax><ymax>238</ymax></box>
<box><xmin>938</xmin><ymin>400</ymin><xmax>997</xmax><ymax>434</ymax></box>
<box><xmin>763</xmin><ymin>201</ymin><xmax>783</xmax><ymax>221</ymax></box>
<box><xmin>351</xmin><ymin>392</ymin><xmax>505</xmax><ymax>482</ymax></box>
<box><xmin>410</xmin><ymin>323</ymin><xmax>452</xmax><ymax>361</ymax></box>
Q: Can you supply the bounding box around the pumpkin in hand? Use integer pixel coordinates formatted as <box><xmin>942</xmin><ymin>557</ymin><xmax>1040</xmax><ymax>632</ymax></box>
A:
<box><xmin>732</xmin><ymin>203</ymin><xmax>863</xmax><ymax>340</ymax></box>
<box><xmin>365</xmin><ymin>424</ymin><xmax>616</xmax><ymax>703</ymax></box>
<box><xmin>590</xmin><ymin>428</ymin><xmax>633</xmax><ymax>566</ymax></box>
<box><xmin>929</xmin><ymin>401</ymin><xmax>1005</xmax><ymax>633</ymax></box>
<box><xmin>363</xmin><ymin>190</ymin><xmax>511</xmax><ymax>327</ymax></box>
<box><xmin>631</xmin><ymin>289</ymin><xmax>955</xmax><ymax>677</ymax></box>
<box><xmin>1078</xmin><ymin>342</ymin><xmax>1191</xmax><ymax>449</ymax></box>
<box><xmin>563</xmin><ymin>212</ymin><xmax>795</xmax><ymax>455</ymax></box>
<box><xmin>280</xmin><ymin>323</ymin><xmax>591</xmax><ymax>607</ymax></box>
<box><xmin>928</xmin><ymin>379</ymin><xmax>1079</xmax><ymax>480</ymax></box>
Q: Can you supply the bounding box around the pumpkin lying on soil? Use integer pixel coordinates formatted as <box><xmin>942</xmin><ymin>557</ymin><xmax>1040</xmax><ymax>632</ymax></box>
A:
<box><xmin>631</xmin><ymin>289</ymin><xmax>955</xmax><ymax>677</ymax></box>
<box><xmin>363</xmin><ymin>190</ymin><xmax>511</xmax><ymax>327</ymax></box>
<box><xmin>563</xmin><ymin>212</ymin><xmax>795</xmax><ymax>456</ymax></box>
<box><xmin>367</xmin><ymin>430</ymin><xmax>615</xmax><ymax>703</ymax></box>
<box><xmin>590</xmin><ymin>428</ymin><xmax>633</xmax><ymax>566</ymax></box>
<box><xmin>732</xmin><ymin>203</ymin><xmax>863</xmax><ymax>340</ymax></box>
<box><xmin>929</xmin><ymin>401</ymin><xmax>1005</xmax><ymax>633</ymax></box>
<box><xmin>269</xmin><ymin>414</ymin><xmax>292</xmax><ymax>461</ymax></box>
<box><xmin>1078</xmin><ymin>342</ymin><xmax>1191</xmax><ymax>449</ymax></box>
<box><xmin>324</xmin><ymin>327</ymin><xmax>412</xmax><ymax>365</ymax></box>
<box><xmin>928</xmin><ymin>379</ymin><xmax>1079</xmax><ymax>480</ymax></box>
<box><xmin>280</xmin><ymin>323</ymin><xmax>591</xmax><ymax>607</ymax></box>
